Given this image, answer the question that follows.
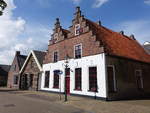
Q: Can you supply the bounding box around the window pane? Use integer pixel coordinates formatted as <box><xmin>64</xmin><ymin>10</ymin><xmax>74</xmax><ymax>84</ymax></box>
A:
<box><xmin>75</xmin><ymin>68</ymin><xmax>82</xmax><ymax>90</ymax></box>
<box><xmin>44</xmin><ymin>71</ymin><xmax>50</xmax><ymax>88</ymax></box>
<box><xmin>75</xmin><ymin>44</ymin><xmax>82</xmax><ymax>59</ymax></box>
<box><xmin>54</xmin><ymin>51</ymin><xmax>58</xmax><ymax>62</ymax></box>
<box><xmin>89</xmin><ymin>67</ymin><xmax>97</xmax><ymax>92</ymax></box>
<box><xmin>53</xmin><ymin>72</ymin><xmax>59</xmax><ymax>88</ymax></box>
<box><xmin>107</xmin><ymin>66</ymin><xmax>116</xmax><ymax>93</ymax></box>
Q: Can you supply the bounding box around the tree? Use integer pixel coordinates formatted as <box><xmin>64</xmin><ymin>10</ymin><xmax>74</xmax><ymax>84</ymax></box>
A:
<box><xmin>0</xmin><ymin>0</ymin><xmax>7</xmax><ymax>16</ymax></box>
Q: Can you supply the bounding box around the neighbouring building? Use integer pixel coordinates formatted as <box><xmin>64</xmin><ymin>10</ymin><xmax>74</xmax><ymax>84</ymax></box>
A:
<box><xmin>19</xmin><ymin>50</ymin><xmax>46</xmax><ymax>91</ymax></box>
<box><xmin>0</xmin><ymin>65</ymin><xmax>10</xmax><ymax>86</ymax></box>
<box><xmin>41</xmin><ymin>7</ymin><xmax>150</xmax><ymax>100</ymax></box>
<box><xmin>7</xmin><ymin>51</ymin><xmax>27</xmax><ymax>89</ymax></box>
<box><xmin>143</xmin><ymin>41</ymin><xmax>150</xmax><ymax>54</ymax></box>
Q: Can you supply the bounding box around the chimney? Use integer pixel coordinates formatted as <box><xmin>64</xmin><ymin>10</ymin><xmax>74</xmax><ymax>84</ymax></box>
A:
<box><xmin>119</xmin><ymin>31</ymin><xmax>124</xmax><ymax>35</ymax></box>
<box><xmin>75</xmin><ymin>6</ymin><xmax>82</xmax><ymax>19</ymax></box>
<box><xmin>96</xmin><ymin>20</ymin><xmax>101</xmax><ymax>26</ymax></box>
<box><xmin>130</xmin><ymin>34</ymin><xmax>136</xmax><ymax>40</ymax></box>
<box><xmin>16</xmin><ymin>51</ymin><xmax>20</xmax><ymax>56</ymax></box>
<box><xmin>55</xmin><ymin>18</ymin><xmax>60</xmax><ymax>29</ymax></box>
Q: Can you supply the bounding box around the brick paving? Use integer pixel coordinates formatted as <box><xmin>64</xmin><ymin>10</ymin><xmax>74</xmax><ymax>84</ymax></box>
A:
<box><xmin>0</xmin><ymin>88</ymin><xmax>150</xmax><ymax>113</ymax></box>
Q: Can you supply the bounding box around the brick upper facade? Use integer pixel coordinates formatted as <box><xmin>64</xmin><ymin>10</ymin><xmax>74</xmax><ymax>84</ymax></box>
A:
<box><xmin>44</xmin><ymin>7</ymin><xmax>150</xmax><ymax>64</ymax></box>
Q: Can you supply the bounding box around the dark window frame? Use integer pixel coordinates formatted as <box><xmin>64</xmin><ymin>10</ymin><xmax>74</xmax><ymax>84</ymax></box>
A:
<box><xmin>74</xmin><ymin>44</ymin><xmax>82</xmax><ymax>59</ymax></box>
<box><xmin>135</xmin><ymin>70</ymin><xmax>143</xmax><ymax>90</ymax></box>
<box><xmin>107</xmin><ymin>65</ymin><xmax>117</xmax><ymax>93</ymax></box>
<box><xmin>13</xmin><ymin>75</ymin><xmax>18</xmax><ymax>85</ymax></box>
<box><xmin>44</xmin><ymin>71</ymin><xmax>50</xmax><ymax>88</ymax></box>
<box><xmin>75</xmin><ymin>68</ymin><xmax>82</xmax><ymax>90</ymax></box>
<box><xmin>53</xmin><ymin>72</ymin><xmax>59</xmax><ymax>89</ymax></box>
<box><xmin>53</xmin><ymin>51</ymin><xmax>58</xmax><ymax>62</ymax></box>
<box><xmin>89</xmin><ymin>67</ymin><xmax>97</xmax><ymax>92</ymax></box>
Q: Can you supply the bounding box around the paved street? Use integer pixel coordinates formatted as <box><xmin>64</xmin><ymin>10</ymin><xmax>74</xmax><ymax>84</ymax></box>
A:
<box><xmin>0</xmin><ymin>88</ymin><xmax>150</xmax><ymax>113</ymax></box>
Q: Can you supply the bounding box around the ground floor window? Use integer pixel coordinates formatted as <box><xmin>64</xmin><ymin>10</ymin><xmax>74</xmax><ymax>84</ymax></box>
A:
<box><xmin>107</xmin><ymin>65</ymin><xmax>116</xmax><ymax>93</ymax></box>
<box><xmin>44</xmin><ymin>71</ymin><xmax>50</xmax><ymax>88</ymax></box>
<box><xmin>13</xmin><ymin>75</ymin><xmax>18</xmax><ymax>85</ymax></box>
<box><xmin>89</xmin><ymin>67</ymin><xmax>97</xmax><ymax>92</ymax></box>
<box><xmin>75</xmin><ymin>68</ymin><xmax>82</xmax><ymax>90</ymax></box>
<box><xmin>53</xmin><ymin>71</ymin><xmax>59</xmax><ymax>88</ymax></box>
<box><xmin>135</xmin><ymin>70</ymin><xmax>143</xmax><ymax>90</ymax></box>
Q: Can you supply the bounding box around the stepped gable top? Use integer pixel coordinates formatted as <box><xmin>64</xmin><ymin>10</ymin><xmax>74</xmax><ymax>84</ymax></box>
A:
<box><xmin>85</xmin><ymin>19</ymin><xmax>150</xmax><ymax>63</ymax></box>
<box><xmin>50</xmin><ymin>18</ymin><xmax>70</xmax><ymax>44</ymax></box>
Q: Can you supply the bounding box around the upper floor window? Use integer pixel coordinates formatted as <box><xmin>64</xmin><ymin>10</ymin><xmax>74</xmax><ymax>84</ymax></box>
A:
<box><xmin>31</xmin><ymin>60</ymin><xmax>34</xmax><ymax>68</ymax></box>
<box><xmin>53</xmin><ymin>51</ymin><xmax>58</xmax><ymax>62</ymax></box>
<box><xmin>75</xmin><ymin>24</ymin><xmax>81</xmax><ymax>36</ymax></box>
<box><xmin>135</xmin><ymin>70</ymin><xmax>143</xmax><ymax>90</ymax></box>
<box><xmin>11</xmin><ymin>64</ymin><xmax>16</xmax><ymax>71</ymax></box>
<box><xmin>74</xmin><ymin>44</ymin><xmax>82</xmax><ymax>59</ymax></box>
<box><xmin>13</xmin><ymin>75</ymin><xmax>18</xmax><ymax>85</ymax></box>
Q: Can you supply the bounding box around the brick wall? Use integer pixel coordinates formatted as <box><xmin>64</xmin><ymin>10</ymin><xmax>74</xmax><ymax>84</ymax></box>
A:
<box><xmin>44</xmin><ymin>11</ymin><xmax>104</xmax><ymax>64</ymax></box>
<box><xmin>7</xmin><ymin>54</ymin><xmax>20</xmax><ymax>89</ymax></box>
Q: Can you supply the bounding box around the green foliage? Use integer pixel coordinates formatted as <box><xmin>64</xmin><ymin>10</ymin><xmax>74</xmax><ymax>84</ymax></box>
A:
<box><xmin>0</xmin><ymin>0</ymin><xmax>7</xmax><ymax>16</ymax></box>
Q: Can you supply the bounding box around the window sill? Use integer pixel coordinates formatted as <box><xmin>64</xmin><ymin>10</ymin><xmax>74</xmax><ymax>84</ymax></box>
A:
<box><xmin>74</xmin><ymin>89</ymin><xmax>82</xmax><ymax>91</ymax></box>
<box><xmin>74</xmin><ymin>57</ymin><xmax>82</xmax><ymax>59</ymax></box>
<box><xmin>53</xmin><ymin>87</ymin><xmax>59</xmax><ymax>89</ymax></box>
<box><xmin>88</xmin><ymin>90</ymin><xmax>98</xmax><ymax>93</ymax></box>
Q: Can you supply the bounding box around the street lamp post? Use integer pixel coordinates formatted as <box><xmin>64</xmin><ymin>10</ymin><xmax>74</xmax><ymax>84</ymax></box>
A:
<box><xmin>64</xmin><ymin>54</ymin><xmax>70</xmax><ymax>102</ymax></box>
<box><xmin>0</xmin><ymin>0</ymin><xmax>7</xmax><ymax>16</ymax></box>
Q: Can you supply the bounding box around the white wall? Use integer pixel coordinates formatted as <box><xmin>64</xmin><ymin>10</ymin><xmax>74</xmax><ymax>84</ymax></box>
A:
<box><xmin>40</xmin><ymin>53</ymin><xmax>107</xmax><ymax>98</ymax></box>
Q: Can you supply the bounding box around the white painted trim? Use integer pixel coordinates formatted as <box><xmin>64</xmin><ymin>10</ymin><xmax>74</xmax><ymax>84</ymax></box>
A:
<box><xmin>74</xmin><ymin>43</ymin><xmax>82</xmax><ymax>59</ymax></box>
<box><xmin>19</xmin><ymin>50</ymin><xmax>43</xmax><ymax>74</ymax></box>
<box><xmin>107</xmin><ymin>65</ymin><xmax>117</xmax><ymax>92</ymax></box>
<box><xmin>75</xmin><ymin>24</ymin><xmax>80</xmax><ymax>36</ymax></box>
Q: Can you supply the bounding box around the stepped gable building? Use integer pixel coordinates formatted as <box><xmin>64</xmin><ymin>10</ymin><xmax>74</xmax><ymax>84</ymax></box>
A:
<box><xmin>7</xmin><ymin>51</ymin><xmax>27</xmax><ymax>89</ymax></box>
<box><xmin>41</xmin><ymin>7</ymin><xmax>150</xmax><ymax>100</ymax></box>
<box><xmin>19</xmin><ymin>50</ymin><xmax>46</xmax><ymax>91</ymax></box>
<box><xmin>0</xmin><ymin>65</ymin><xmax>10</xmax><ymax>86</ymax></box>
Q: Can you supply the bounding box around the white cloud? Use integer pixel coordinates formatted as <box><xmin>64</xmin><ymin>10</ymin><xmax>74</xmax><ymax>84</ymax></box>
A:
<box><xmin>92</xmin><ymin>0</ymin><xmax>109</xmax><ymax>8</ymax></box>
<box><xmin>144</xmin><ymin>0</ymin><xmax>150</xmax><ymax>5</ymax></box>
<box><xmin>0</xmin><ymin>0</ymin><xmax>51</xmax><ymax>65</ymax></box>
<box><xmin>113</xmin><ymin>20</ymin><xmax>150</xmax><ymax>44</ymax></box>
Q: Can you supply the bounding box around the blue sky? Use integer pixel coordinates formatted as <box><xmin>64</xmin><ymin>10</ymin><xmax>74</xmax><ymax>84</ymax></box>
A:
<box><xmin>0</xmin><ymin>0</ymin><xmax>150</xmax><ymax>64</ymax></box>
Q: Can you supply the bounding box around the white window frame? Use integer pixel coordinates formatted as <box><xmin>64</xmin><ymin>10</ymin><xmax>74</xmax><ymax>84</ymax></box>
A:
<box><xmin>135</xmin><ymin>70</ymin><xmax>143</xmax><ymax>89</ymax></box>
<box><xmin>74</xmin><ymin>43</ymin><xmax>82</xmax><ymax>59</ymax></box>
<box><xmin>107</xmin><ymin>65</ymin><xmax>117</xmax><ymax>92</ymax></box>
<box><xmin>75</xmin><ymin>24</ymin><xmax>80</xmax><ymax>36</ymax></box>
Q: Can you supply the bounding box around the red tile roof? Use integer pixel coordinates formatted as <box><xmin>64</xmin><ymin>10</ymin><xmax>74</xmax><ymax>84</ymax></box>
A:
<box><xmin>86</xmin><ymin>19</ymin><xmax>150</xmax><ymax>63</ymax></box>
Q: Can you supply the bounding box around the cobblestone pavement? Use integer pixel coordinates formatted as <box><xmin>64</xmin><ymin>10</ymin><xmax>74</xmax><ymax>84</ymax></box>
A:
<box><xmin>0</xmin><ymin>88</ymin><xmax>150</xmax><ymax>113</ymax></box>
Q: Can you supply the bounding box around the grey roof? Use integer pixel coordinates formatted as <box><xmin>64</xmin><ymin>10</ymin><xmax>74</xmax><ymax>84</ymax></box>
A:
<box><xmin>0</xmin><ymin>65</ymin><xmax>11</xmax><ymax>76</ymax></box>
<box><xmin>33</xmin><ymin>50</ymin><xmax>46</xmax><ymax>66</ymax></box>
<box><xmin>17</xmin><ymin>55</ymin><xmax>27</xmax><ymax>70</ymax></box>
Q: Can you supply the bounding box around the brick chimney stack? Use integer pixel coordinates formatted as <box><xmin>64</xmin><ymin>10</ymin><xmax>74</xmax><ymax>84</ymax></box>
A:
<box><xmin>16</xmin><ymin>51</ymin><xmax>20</xmax><ymax>56</ymax></box>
